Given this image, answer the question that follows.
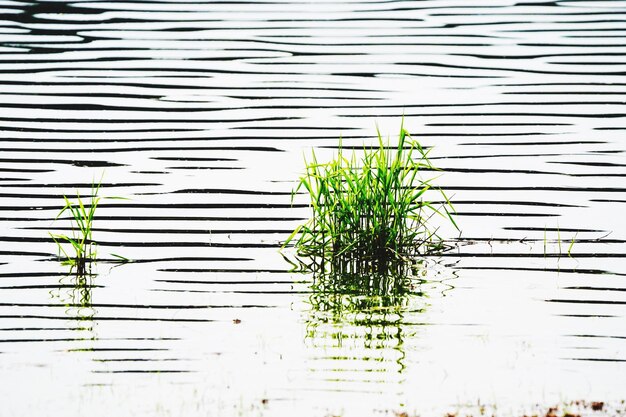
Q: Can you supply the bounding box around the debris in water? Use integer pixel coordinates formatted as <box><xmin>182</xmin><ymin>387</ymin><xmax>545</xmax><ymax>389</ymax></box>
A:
<box><xmin>592</xmin><ymin>402</ymin><xmax>605</xmax><ymax>411</ymax></box>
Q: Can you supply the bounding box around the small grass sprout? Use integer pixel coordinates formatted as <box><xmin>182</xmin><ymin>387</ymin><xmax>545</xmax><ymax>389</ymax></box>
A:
<box><xmin>285</xmin><ymin>120</ymin><xmax>458</xmax><ymax>272</ymax></box>
<box><xmin>567</xmin><ymin>232</ymin><xmax>578</xmax><ymax>258</ymax></box>
<box><xmin>542</xmin><ymin>224</ymin><xmax>578</xmax><ymax>259</ymax></box>
<box><xmin>50</xmin><ymin>178</ymin><xmax>130</xmax><ymax>274</ymax></box>
<box><xmin>50</xmin><ymin>180</ymin><xmax>101</xmax><ymax>275</ymax></box>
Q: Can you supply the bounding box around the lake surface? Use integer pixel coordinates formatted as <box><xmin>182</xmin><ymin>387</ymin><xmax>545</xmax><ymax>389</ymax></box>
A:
<box><xmin>0</xmin><ymin>1</ymin><xmax>625</xmax><ymax>416</ymax></box>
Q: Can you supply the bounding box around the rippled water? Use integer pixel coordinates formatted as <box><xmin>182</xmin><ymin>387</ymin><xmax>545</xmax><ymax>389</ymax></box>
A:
<box><xmin>1</xmin><ymin>1</ymin><xmax>625</xmax><ymax>416</ymax></box>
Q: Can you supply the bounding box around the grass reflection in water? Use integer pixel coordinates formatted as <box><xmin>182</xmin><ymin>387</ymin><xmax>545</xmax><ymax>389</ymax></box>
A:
<box><xmin>303</xmin><ymin>257</ymin><xmax>455</xmax><ymax>373</ymax></box>
<box><xmin>52</xmin><ymin>266</ymin><xmax>97</xmax><ymax>328</ymax></box>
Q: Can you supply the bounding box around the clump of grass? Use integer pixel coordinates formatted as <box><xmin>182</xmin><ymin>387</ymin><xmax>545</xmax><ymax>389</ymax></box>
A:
<box><xmin>50</xmin><ymin>177</ymin><xmax>131</xmax><ymax>273</ymax></box>
<box><xmin>285</xmin><ymin>121</ymin><xmax>457</xmax><ymax>272</ymax></box>
<box><xmin>542</xmin><ymin>224</ymin><xmax>578</xmax><ymax>259</ymax></box>
<box><xmin>50</xmin><ymin>181</ymin><xmax>101</xmax><ymax>275</ymax></box>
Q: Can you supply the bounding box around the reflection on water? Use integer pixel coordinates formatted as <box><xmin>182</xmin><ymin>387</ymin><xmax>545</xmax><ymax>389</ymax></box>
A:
<box><xmin>305</xmin><ymin>258</ymin><xmax>456</xmax><ymax>372</ymax></box>
<box><xmin>52</xmin><ymin>267</ymin><xmax>96</xmax><ymax>326</ymax></box>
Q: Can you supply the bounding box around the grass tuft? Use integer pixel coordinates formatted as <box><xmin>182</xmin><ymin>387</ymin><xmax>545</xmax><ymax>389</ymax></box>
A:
<box><xmin>50</xmin><ymin>180</ymin><xmax>101</xmax><ymax>275</ymax></box>
<box><xmin>49</xmin><ymin>177</ymin><xmax>130</xmax><ymax>274</ymax></box>
<box><xmin>285</xmin><ymin>120</ymin><xmax>458</xmax><ymax>272</ymax></box>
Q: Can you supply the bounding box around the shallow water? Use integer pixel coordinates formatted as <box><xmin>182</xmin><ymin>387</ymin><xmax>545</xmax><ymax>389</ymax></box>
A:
<box><xmin>0</xmin><ymin>1</ymin><xmax>625</xmax><ymax>416</ymax></box>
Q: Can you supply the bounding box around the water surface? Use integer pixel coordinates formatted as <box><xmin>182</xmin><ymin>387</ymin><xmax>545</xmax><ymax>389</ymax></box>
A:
<box><xmin>0</xmin><ymin>1</ymin><xmax>625</xmax><ymax>416</ymax></box>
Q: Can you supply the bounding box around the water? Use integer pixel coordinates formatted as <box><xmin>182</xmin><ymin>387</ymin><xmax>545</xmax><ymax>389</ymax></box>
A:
<box><xmin>0</xmin><ymin>1</ymin><xmax>625</xmax><ymax>416</ymax></box>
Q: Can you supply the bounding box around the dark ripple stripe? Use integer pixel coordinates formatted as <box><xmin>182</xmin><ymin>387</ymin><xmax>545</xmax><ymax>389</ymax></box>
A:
<box><xmin>0</xmin><ymin>0</ymin><xmax>625</xmax><ymax>379</ymax></box>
